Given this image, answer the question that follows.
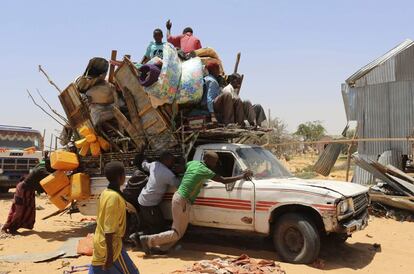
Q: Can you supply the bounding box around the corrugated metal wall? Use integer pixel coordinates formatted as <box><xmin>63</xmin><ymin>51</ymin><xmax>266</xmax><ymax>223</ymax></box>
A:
<box><xmin>352</xmin><ymin>81</ymin><xmax>414</xmax><ymax>156</ymax></box>
<box><xmin>355</xmin><ymin>57</ymin><xmax>396</xmax><ymax>87</ymax></box>
<box><xmin>345</xmin><ymin>43</ymin><xmax>414</xmax><ymax>184</ymax></box>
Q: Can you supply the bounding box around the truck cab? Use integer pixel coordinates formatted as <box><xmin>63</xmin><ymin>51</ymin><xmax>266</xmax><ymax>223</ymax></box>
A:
<box><xmin>78</xmin><ymin>143</ymin><xmax>369</xmax><ymax>264</ymax></box>
<box><xmin>0</xmin><ymin>125</ymin><xmax>43</xmax><ymax>193</ymax></box>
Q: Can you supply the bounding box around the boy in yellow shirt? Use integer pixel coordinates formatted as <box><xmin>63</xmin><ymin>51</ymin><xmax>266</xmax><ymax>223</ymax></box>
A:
<box><xmin>89</xmin><ymin>161</ymin><xmax>139</xmax><ymax>274</ymax></box>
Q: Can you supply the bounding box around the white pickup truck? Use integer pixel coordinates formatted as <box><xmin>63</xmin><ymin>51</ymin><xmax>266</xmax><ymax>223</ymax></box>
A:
<box><xmin>78</xmin><ymin>143</ymin><xmax>369</xmax><ymax>264</ymax></box>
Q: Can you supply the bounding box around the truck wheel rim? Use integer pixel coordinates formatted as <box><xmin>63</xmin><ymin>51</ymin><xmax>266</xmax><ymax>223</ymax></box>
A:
<box><xmin>283</xmin><ymin>227</ymin><xmax>304</xmax><ymax>254</ymax></box>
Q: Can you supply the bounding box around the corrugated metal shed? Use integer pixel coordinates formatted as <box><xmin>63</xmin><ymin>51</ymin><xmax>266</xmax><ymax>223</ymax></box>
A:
<box><xmin>343</xmin><ymin>39</ymin><xmax>414</xmax><ymax>184</ymax></box>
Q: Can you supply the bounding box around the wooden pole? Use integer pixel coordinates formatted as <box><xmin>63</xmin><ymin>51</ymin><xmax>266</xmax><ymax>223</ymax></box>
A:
<box><xmin>49</xmin><ymin>133</ymin><xmax>53</xmax><ymax>151</ymax></box>
<box><xmin>108</xmin><ymin>50</ymin><xmax>117</xmax><ymax>83</ymax></box>
<box><xmin>345</xmin><ymin>130</ymin><xmax>358</xmax><ymax>182</ymax></box>
<box><xmin>267</xmin><ymin>109</ymin><xmax>271</xmax><ymax>144</ymax></box>
<box><xmin>234</xmin><ymin>52</ymin><xmax>241</xmax><ymax>73</ymax></box>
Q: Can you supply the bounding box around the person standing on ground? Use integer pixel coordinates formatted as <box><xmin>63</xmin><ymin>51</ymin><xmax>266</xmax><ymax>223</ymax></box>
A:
<box><xmin>139</xmin><ymin>151</ymin><xmax>252</xmax><ymax>254</ymax></box>
<box><xmin>138</xmin><ymin>151</ymin><xmax>181</xmax><ymax>235</ymax></box>
<box><xmin>89</xmin><ymin>161</ymin><xmax>139</xmax><ymax>274</ymax></box>
<box><xmin>166</xmin><ymin>20</ymin><xmax>202</xmax><ymax>53</ymax></box>
<box><xmin>141</xmin><ymin>28</ymin><xmax>165</xmax><ymax>64</ymax></box>
<box><xmin>1</xmin><ymin>160</ymin><xmax>50</xmax><ymax>234</ymax></box>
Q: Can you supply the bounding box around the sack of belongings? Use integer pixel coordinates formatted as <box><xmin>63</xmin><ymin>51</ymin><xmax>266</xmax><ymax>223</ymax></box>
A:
<box><xmin>76</xmin><ymin>57</ymin><xmax>109</xmax><ymax>93</ymax></box>
<box><xmin>144</xmin><ymin>43</ymin><xmax>182</xmax><ymax>108</ymax></box>
<box><xmin>176</xmin><ymin>57</ymin><xmax>204</xmax><ymax>105</ymax></box>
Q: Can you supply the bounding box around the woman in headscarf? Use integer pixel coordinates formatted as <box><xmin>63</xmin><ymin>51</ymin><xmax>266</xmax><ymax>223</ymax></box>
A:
<box><xmin>1</xmin><ymin>160</ymin><xmax>51</xmax><ymax>234</ymax></box>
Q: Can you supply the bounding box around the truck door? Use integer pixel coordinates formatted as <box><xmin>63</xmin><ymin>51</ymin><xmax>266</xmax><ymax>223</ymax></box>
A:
<box><xmin>190</xmin><ymin>150</ymin><xmax>255</xmax><ymax>231</ymax></box>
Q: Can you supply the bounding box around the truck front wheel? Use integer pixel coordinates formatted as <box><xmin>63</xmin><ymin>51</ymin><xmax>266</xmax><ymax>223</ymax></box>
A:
<box><xmin>273</xmin><ymin>213</ymin><xmax>320</xmax><ymax>264</ymax></box>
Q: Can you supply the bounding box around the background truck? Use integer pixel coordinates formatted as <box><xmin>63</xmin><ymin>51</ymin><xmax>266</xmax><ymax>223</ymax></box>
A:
<box><xmin>0</xmin><ymin>125</ymin><xmax>43</xmax><ymax>193</ymax></box>
<box><xmin>77</xmin><ymin>142</ymin><xmax>370</xmax><ymax>264</ymax></box>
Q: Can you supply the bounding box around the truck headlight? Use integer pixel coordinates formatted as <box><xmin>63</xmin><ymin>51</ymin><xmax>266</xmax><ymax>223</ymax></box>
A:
<box><xmin>337</xmin><ymin>198</ymin><xmax>353</xmax><ymax>216</ymax></box>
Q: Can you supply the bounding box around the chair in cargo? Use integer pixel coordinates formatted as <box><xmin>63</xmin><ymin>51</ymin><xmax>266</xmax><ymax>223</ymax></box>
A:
<box><xmin>114</xmin><ymin>58</ymin><xmax>177</xmax><ymax>150</ymax></box>
<box><xmin>59</xmin><ymin>83</ymin><xmax>93</xmax><ymax>129</ymax></box>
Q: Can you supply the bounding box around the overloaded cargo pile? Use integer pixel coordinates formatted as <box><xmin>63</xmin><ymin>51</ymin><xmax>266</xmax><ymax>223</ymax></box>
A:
<box><xmin>40</xmin><ymin>43</ymin><xmax>267</xmax><ymax>209</ymax></box>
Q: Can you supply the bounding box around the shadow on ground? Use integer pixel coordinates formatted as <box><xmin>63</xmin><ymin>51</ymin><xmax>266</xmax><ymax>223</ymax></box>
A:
<box><xmin>141</xmin><ymin>228</ymin><xmax>377</xmax><ymax>270</ymax></box>
<box><xmin>20</xmin><ymin>220</ymin><xmax>95</xmax><ymax>242</ymax></box>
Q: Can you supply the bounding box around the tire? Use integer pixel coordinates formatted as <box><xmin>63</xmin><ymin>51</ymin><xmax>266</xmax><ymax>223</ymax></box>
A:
<box><xmin>273</xmin><ymin>213</ymin><xmax>320</xmax><ymax>264</ymax></box>
<box><xmin>0</xmin><ymin>187</ymin><xmax>9</xmax><ymax>193</ymax></box>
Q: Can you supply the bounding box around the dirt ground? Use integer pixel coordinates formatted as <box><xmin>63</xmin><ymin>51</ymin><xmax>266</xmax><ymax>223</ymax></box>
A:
<box><xmin>1</xmin><ymin>156</ymin><xmax>413</xmax><ymax>274</ymax></box>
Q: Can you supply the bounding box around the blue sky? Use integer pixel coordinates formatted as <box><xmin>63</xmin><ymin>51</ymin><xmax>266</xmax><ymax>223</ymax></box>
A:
<box><xmin>1</xmin><ymin>0</ymin><xmax>414</xmax><ymax>145</ymax></box>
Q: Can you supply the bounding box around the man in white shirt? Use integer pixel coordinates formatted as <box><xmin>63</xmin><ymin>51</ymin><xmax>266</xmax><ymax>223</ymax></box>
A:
<box><xmin>222</xmin><ymin>73</ymin><xmax>267</xmax><ymax>127</ymax></box>
<box><xmin>138</xmin><ymin>151</ymin><xmax>180</xmax><ymax>235</ymax></box>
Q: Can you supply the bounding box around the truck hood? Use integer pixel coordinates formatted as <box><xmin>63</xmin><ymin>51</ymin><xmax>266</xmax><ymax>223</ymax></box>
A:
<box><xmin>282</xmin><ymin>177</ymin><xmax>368</xmax><ymax>198</ymax></box>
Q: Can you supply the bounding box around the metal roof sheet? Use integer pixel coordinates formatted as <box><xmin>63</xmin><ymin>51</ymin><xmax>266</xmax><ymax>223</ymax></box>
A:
<box><xmin>346</xmin><ymin>39</ymin><xmax>414</xmax><ymax>86</ymax></box>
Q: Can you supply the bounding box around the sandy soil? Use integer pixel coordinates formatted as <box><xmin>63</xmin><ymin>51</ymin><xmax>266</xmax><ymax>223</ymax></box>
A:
<box><xmin>0</xmin><ymin>156</ymin><xmax>413</xmax><ymax>274</ymax></box>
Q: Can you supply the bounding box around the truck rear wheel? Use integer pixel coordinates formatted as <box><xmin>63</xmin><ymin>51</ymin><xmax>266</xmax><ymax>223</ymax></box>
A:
<box><xmin>0</xmin><ymin>187</ymin><xmax>9</xmax><ymax>193</ymax></box>
<box><xmin>273</xmin><ymin>213</ymin><xmax>320</xmax><ymax>264</ymax></box>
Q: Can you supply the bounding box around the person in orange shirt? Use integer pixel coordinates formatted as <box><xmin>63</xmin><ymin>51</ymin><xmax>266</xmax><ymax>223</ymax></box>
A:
<box><xmin>166</xmin><ymin>20</ymin><xmax>202</xmax><ymax>53</ymax></box>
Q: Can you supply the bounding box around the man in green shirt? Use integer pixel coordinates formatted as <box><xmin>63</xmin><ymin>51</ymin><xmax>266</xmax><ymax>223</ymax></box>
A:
<box><xmin>139</xmin><ymin>151</ymin><xmax>252</xmax><ymax>254</ymax></box>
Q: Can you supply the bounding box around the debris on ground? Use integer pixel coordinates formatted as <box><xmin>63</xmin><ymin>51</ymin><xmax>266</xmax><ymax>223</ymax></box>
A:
<box><xmin>0</xmin><ymin>231</ymin><xmax>20</xmax><ymax>240</ymax></box>
<box><xmin>36</xmin><ymin>205</ymin><xmax>45</xmax><ymax>210</ymax></box>
<box><xmin>354</xmin><ymin>155</ymin><xmax>414</xmax><ymax>219</ymax></box>
<box><xmin>76</xmin><ymin>233</ymin><xmax>93</xmax><ymax>256</ymax></box>
<box><xmin>0</xmin><ymin>237</ymin><xmax>81</xmax><ymax>263</ymax></box>
<box><xmin>62</xmin><ymin>265</ymin><xmax>90</xmax><ymax>274</ymax></box>
<box><xmin>171</xmin><ymin>254</ymin><xmax>286</xmax><ymax>274</ymax></box>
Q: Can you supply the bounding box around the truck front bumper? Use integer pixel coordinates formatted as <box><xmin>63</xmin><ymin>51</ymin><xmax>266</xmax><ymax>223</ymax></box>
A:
<box><xmin>340</xmin><ymin>210</ymin><xmax>369</xmax><ymax>234</ymax></box>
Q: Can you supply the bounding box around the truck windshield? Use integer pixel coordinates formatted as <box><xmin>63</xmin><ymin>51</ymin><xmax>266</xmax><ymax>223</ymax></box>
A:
<box><xmin>0</xmin><ymin>133</ymin><xmax>42</xmax><ymax>150</ymax></box>
<box><xmin>237</xmin><ymin>147</ymin><xmax>292</xmax><ymax>179</ymax></box>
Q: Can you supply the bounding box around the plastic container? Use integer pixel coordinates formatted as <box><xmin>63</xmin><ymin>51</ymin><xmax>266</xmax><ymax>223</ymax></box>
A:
<box><xmin>40</xmin><ymin>171</ymin><xmax>70</xmax><ymax>196</ymax></box>
<box><xmin>75</xmin><ymin>138</ymin><xmax>87</xmax><ymax>149</ymax></box>
<box><xmin>50</xmin><ymin>150</ymin><xmax>79</xmax><ymax>170</ymax></box>
<box><xmin>49</xmin><ymin>184</ymin><xmax>71</xmax><ymax>210</ymax></box>
<box><xmin>90</xmin><ymin>142</ymin><xmax>101</xmax><ymax>157</ymax></box>
<box><xmin>85</xmin><ymin>134</ymin><xmax>97</xmax><ymax>143</ymax></box>
<box><xmin>79</xmin><ymin>142</ymin><xmax>90</xmax><ymax>157</ymax></box>
<box><xmin>79</xmin><ymin>125</ymin><xmax>93</xmax><ymax>137</ymax></box>
<box><xmin>70</xmin><ymin>173</ymin><xmax>90</xmax><ymax>200</ymax></box>
<box><xmin>97</xmin><ymin>136</ymin><xmax>110</xmax><ymax>151</ymax></box>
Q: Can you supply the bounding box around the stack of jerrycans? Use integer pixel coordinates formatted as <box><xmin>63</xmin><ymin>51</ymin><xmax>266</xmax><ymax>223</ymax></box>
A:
<box><xmin>40</xmin><ymin>150</ymin><xmax>91</xmax><ymax>209</ymax></box>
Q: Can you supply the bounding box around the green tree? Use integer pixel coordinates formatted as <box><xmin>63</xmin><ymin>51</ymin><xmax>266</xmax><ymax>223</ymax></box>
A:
<box><xmin>295</xmin><ymin>121</ymin><xmax>326</xmax><ymax>141</ymax></box>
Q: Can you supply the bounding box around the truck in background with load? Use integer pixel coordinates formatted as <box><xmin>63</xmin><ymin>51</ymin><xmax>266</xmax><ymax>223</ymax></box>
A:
<box><xmin>0</xmin><ymin>125</ymin><xmax>43</xmax><ymax>193</ymax></box>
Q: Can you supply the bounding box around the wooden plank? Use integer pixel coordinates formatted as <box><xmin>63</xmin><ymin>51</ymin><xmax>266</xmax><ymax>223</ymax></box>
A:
<box><xmin>113</xmin><ymin>60</ymin><xmax>177</xmax><ymax>150</ymax></box>
<box><xmin>370</xmin><ymin>192</ymin><xmax>414</xmax><ymax>212</ymax></box>
<box><xmin>386</xmin><ymin>164</ymin><xmax>414</xmax><ymax>184</ymax></box>
<box><xmin>138</xmin><ymin>104</ymin><xmax>153</xmax><ymax>117</ymax></box>
<box><xmin>122</xmin><ymin>87</ymin><xmax>144</xmax><ymax>136</ymax></box>
<box><xmin>108</xmin><ymin>50</ymin><xmax>117</xmax><ymax>83</ymax></box>
<box><xmin>112</xmin><ymin>107</ymin><xmax>145</xmax><ymax>151</ymax></box>
<box><xmin>234</xmin><ymin>52</ymin><xmax>241</xmax><ymax>73</ymax></box>
<box><xmin>387</xmin><ymin>174</ymin><xmax>414</xmax><ymax>196</ymax></box>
